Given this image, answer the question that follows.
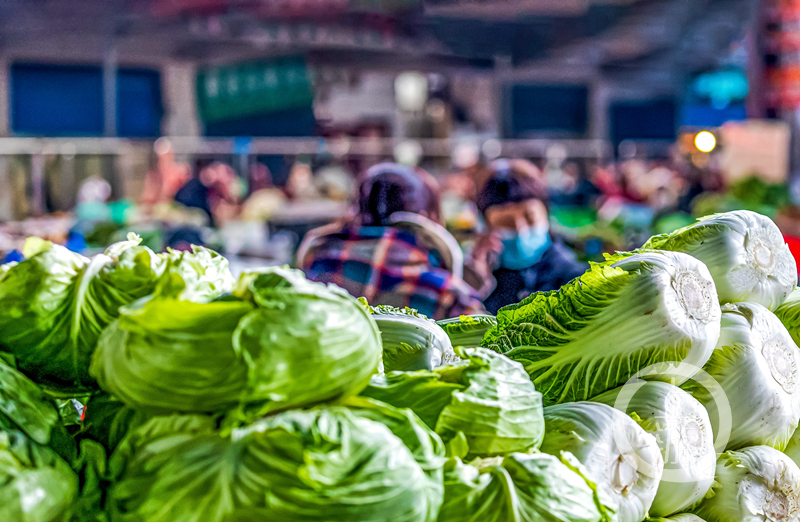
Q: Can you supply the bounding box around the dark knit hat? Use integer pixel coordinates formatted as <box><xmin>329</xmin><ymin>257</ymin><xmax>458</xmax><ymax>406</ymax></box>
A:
<box><xmin>477</xmin><ymin>160</ymin><xmax>549</xmax><ymax>215</ymax></box>
<box><xmin>358</xmin><ymin>162</ymin><xmax>431</xmax><ymax>226</ymax></box>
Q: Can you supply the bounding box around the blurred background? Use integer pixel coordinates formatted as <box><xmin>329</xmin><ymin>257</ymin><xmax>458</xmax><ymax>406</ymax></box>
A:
<box><xmin>0</xmin><ymin>0</ymin><xmax>796</xmax><ymax>286</ymax></box>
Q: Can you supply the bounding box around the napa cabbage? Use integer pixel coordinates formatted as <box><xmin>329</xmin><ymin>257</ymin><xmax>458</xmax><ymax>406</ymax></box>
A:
<box><xmin>540</xmin><ymin>401</ymin><xmax>664</xmax><ymax>522</ymax></box>
<box><xmin>592</xmin><ymin>381</ymin><xmax>715</xmax><ymax>516</ymax></box>
<box><xmin>682</xmin><ymin>302</ymin><xmax>800</xmax><ymax>451</ymax></box>
<box><xmin>644</xmin><ymin>210</ymin><xmax>796</xmax><ymax>310</ymax></box>
<box><xmin>692</xmin><ymin>446</ymin><xmax>800</xmax><ymax>522</ymax></box>
<box><xmin>481</xmin><ymin>250</ymin><xmax>721</xmax><ymax>405</ymax></box>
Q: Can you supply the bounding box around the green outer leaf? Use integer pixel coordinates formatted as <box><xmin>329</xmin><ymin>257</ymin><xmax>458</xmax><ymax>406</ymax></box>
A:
<box><xmin>360</xmin><ymin>370</ymin><xmax>464</xmax><ymax>430</ymax></box>
<box><xmin>436</xmin><ymin>315</ymin><xmax>498</xmax><ymax>348</ymax></box>
<box><xmin>0</xmin><ymin>429</ymin><xmax>79</xmax><ymax>522</ymax></box>
<box><xmin>434</xmin><ymin>347</ymin><xmax>544</xmax><ymax>456</ymax></box>
<box><xmin>108</xmin><ymin>408</ymin><xmax>439</xmax><ymax>522</ymax></box>
<box><xmin>437</xmin><ymin>452</ymin><xmax>615</xmax><ymax>522</ymax></box>
<box><xmin>230</xmin><ymin>273</ymin><xmax>382</xmax><ymax>420</ymax></box>
<box><xmin>361</xmin><ymin>347</ymin><xmax>544</xmax><ymax>457</ymax></box>
<box><xmin>90</xmin><ymin>297</ymin><xmax>254</xmax><ymax>413</ymax></box>
<box><xmin>481</xmin><ymin>251</ymin><xmax>720</xmax><ymax>405</ymax></box>
<box><xmin>343</xmin><ymin>396</ymin><xmax>445</xmax><ymax>521</ymax></box>
<box><xmin>0</xmin><ymin>359</ymin><xmax>59</xmax><ymax>445</ymax></box>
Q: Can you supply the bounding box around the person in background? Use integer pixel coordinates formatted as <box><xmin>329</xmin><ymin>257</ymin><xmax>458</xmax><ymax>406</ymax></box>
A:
<box><xmin>174</xmin><ymin>159</ymin><xmax>238</xmax><ymax>228</ymax></box>
<box><xmin>550</xmin><ymin>160</ymin><xmax>601</xmax><ymax>208</ymax></box>
<box><xmin>470</xmin><ymin>159</ymin><xmax>588</xmax><ymax>314</ymax></box>
<box><xmin>300</xmin><ymin>162</ymin><xmax>485</xmax><ymax>319</ymax></box>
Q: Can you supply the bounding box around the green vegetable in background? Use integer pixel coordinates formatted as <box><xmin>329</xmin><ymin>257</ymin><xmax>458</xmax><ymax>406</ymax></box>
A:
<box><xmin>683</xmin><ymin>302</ymin><xmax>800</xmax><ymax>451</ymax></box>
<box><xmin>436</xmin><ymin>315</ymin><xmax>497</xmax><ymax>348</ymax></box>
<box><xmin>0</xmin><ymin>428</ymin><xmax>78</xmax><ymax>522</ymax></box>
<box><xmin>481</xmin><ymin>250</ymin><xmax>721</xmax><ymax>405</ymax></box>
<box><xmin>365</xmin><ymin>302</ymin><xmax>458</xmax><ymax>371</ymax></box>
<box><xmin>644</xmin><ymin>210</ymin><xmax>796</xmax><ymax>310</ymax></box>
<box><xmin>361</xmin><ymin>347</ymin><xmax>544</xmax><ymax>457</ymax></box>
<box><xmin>92</xmin><ymin>267</ymin><xmax>382</xmax><ymax>420</ymax></box>
<box><xmin>692</xmin><ymin>446</ymin><xmax>800</xmax><ymax>522</ymax></box>
<box><xmin>437</xmin><ymin>453</ymin><xmax>615</xmax><ymax>522</ymax></box>
<box><xmin>591</xmin><ymin>382</ymin><xmax>715</xmax><ymax>516</ymax></box>
<box><xmin>108</xmin><ymin>406</ymin><xmax>441</xmax><ymax>522</ymax></box>
<box><xmin>540</xmin><ymin>401</ymin><xmax>663</xmax><ymax>522</ymax></box>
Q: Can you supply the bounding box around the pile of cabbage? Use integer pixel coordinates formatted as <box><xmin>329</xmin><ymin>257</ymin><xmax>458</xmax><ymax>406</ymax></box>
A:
<box><xmin>5</xmin><ymin>209</ymin><xmax>800</xmax><ymax>522</ymax></box>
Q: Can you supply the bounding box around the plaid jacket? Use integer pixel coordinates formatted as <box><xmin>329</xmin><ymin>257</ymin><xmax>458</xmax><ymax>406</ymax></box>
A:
<box><xmin>301</xmin><ymin>225</ymin><xmax>485</xmax><ymax>319</ymax></box>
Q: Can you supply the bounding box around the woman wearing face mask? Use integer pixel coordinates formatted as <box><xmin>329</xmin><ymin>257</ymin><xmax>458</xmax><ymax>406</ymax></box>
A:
<box><xmin>470</xmin><ymin>160</ymin><xmax>588</xmax><ymax>314</ymax></box>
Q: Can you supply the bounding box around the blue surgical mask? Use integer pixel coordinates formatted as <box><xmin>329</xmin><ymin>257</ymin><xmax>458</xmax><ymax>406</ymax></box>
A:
<box><xmin>498</xmin><ymin>225</ymin><xmax>551</xmax><ymax>270</ymax></box>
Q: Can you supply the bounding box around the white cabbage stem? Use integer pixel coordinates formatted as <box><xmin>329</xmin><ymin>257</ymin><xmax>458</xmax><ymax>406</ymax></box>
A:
<box><xmin>592</xmin><ymin>381</ymin><xmax>715</xmax><ymax>516</ymax></box>
<box><xmin>540</xmin><ymin>402</ymin><xmax>664</xmax><ymax>522</ymax></box>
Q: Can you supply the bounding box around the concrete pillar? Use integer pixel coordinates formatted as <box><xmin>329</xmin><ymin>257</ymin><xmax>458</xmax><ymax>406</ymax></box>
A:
<box><xmin>103</xmin><ymin>45</ymin><xmax>118</xmax><ymax>137</ymax></box>
<box><xmin>162</xmin><ymin>62</ymin><xmax>201</xmax><ymax>136</ymax></box>
<box><xmin>588</xmin><ymin>80</ymin><xmax>612</xmax><ymax>141</ymax></box>
<box><xmin>0</xmin><ymin>58</ymin><xmax>11</xmax><ymax>221</ymax></box>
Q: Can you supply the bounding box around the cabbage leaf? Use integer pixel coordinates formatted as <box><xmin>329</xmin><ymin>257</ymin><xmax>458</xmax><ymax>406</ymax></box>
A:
<box><xmin>481</xmin><ymin>250</ymin><xmax>721</xmax><ymax>405</ymax></box>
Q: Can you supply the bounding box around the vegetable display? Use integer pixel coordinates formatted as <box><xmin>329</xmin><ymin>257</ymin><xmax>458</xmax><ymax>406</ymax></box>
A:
<box><xmin>361</xmin><ymin>346</ymin><xmax>544</xmax><ymax>457</ymax></box>
<box><xmin>692</xmin><ymin>445</ymin><xmax>800</xmax><ymax>522</ymax></box>
<box><xmin>540</xmin><ymin>401</ymin><xmax>664</xmax><ymax>522</ymax></box>
<box><xmin>683</xmin><ymin>301</ymin><xmax>800</xmax><ymax>451</ymax></box>
<box><xmin>591</xmin><ymin>382</ymin><xmax>715</xmax><ymax>516</ymax></box>
<box><xmin>2</xmin><ymin>209</ymin><xmax>800</xmax><ymax>522</ymax></box>
<box><xmin>644</xmin><ymin>210</ymin><xmax>796</xmax><ymax>310</ymax></box>
<box><xmin>481</xmin><ymin>250</ymin><xmax>721</xmax><ymax>405</ymax></box>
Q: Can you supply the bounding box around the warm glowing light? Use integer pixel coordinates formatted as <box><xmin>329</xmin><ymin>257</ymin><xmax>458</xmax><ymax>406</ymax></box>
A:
<box><xmin>695</xmin><ymin>131</ymin><xmax>716</xmax><ymax>153</ymax></box>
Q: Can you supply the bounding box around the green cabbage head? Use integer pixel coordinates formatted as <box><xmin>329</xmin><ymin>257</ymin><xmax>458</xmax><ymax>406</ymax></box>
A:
<box><xmin>91</xmin><ymin>267</ymin><xmax>382</xmax><ymax>419</ymax></box>
<box><xmin>0</xmin><ymin>429</ymin><xmax>78</xmax><ymax>522</ymax></box>
<box><xmin>108</xmin><ymin>403</ymin><xmax>443</xmax><ymax>522</ymax></box>
<box><xmin>0</xmin><ymin>235</ymin><xmax>232</xmax><ymax>391</ymax></box>
<box><xmin>361</xmin><ymin>346</ymin><xmax>543</xmax><ymax>457</ymax></box>
<box><xmin>437</xmin><ymin>452</ymin><xmax>615</xmax><ymax>522</ymax></box>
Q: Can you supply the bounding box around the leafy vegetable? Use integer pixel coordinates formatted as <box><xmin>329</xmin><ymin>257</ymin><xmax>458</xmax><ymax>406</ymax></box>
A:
<box><xmin>436</xmin><ymin>315</ymin><xmax>498</xmax><ymax>348</ymax></box>
<box><xmin>108</xmin><ymin>406</ymin><xmax>441</xmax><ymax>522</ymax></box>
<box><xmin>540</xmin><ymin>401</ymin><xmax>663</xmax><ymax>522</ymax></box>
<box><xmin>644</xmin><ymin>210</ymin><xmax>796</xmax><ymax>310</ymax></box>
<box><xmin>0</xmin><ymin>429</ymin><xmax>78</xmax><ymax>522</ymax></box>
<box><xmin>482</xmin><ymin>250</ymin><xmax>721</xmax><ymax>405</ymax></box>
<box><xmin>361</xmin><ymin>346</ymin><xmax>544</xmax><ymax>457</ymax></box>
<box><xmin>775</xmin><ymin>286</ymin><xmax>800</xmax><ymax>346</ymax></box>
<box><xmin>682</xmin><ymin>302</ymin><xmax>800</xmax><ymax>451</ymax></box>
<box><xmin>0</xmin><ymin>359</ymin><xmax>59</xmax><ymax>445</ymax></box>
<box><xmin>0</xmin><ymin>235</ymin><xmax>234</xmax><ymax>392</ymax></box>
<box><xmin>692</xmin><ymin>445</ymin><xmax>800</xmax><ymax>522</ymax></box>
<box><xmin>91</xmin><ymin>267</ymin><xmax>382</xmax><ymax>420</ymax></box>
<box><xmin>651</xmin><ymin>515</ymin><xmax>706</xmax><ymax>522</ymax></box>
<box><xmin>592</xmin><ymin>381</ymin><xmax>715</xmax><ymax>516</ymax></box>
<box><xmin>364</xmin><ymin>301</ymin><xmax>458</xmax><ymax>371</ymax></box>
<box><xmin>437</xmin><ymin>453</ymin><xmax>615</xmax><ymax>522</ymax></box>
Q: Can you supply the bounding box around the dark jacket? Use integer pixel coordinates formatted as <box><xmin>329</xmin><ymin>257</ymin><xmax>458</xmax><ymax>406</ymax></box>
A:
<box><xmin>483</xmin><ymin>239</ymin><xmax>587</xmax><ymax>314</ymax></box>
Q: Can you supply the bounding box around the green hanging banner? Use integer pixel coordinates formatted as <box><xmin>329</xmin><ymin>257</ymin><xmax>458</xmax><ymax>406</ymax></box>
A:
<box><xmin>197</xmin><ymin>56</ymin><xmax>314</xmax><ymax>122</ymax></box>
